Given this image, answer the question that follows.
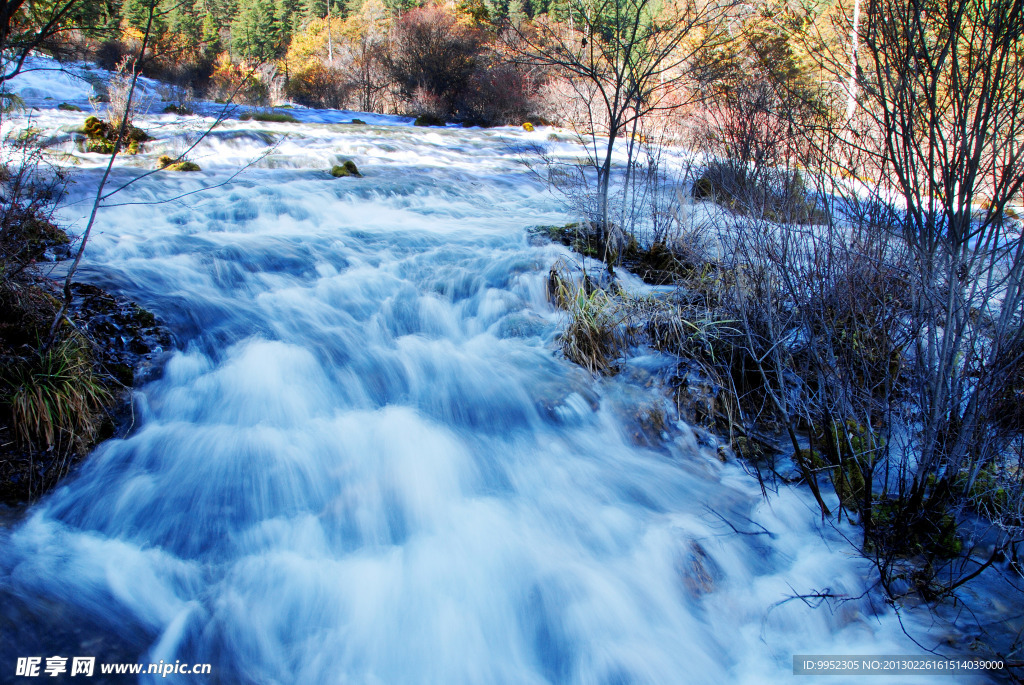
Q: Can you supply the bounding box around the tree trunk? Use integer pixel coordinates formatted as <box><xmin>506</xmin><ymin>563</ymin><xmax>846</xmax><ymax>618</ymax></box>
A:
<box><xmin>327</xmin><ymin>1</ymin><xmax>333</xmax><ymax>63</ymax></box>
<box><xmin>845</xmin><ymin>0</ymin><xmax>861</xmax><ymax>120</ymax></box>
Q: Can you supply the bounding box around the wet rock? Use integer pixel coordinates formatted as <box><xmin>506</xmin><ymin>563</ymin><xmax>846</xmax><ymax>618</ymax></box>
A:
<box><xmin>532</xmin><ymin>377</ymin><xmax>600</xmax><ymax>426</ymax></box>
<box><xmin>240</xmin><ymin>111</ymin><xmax>298</xmax><ymax>123</ymax></box>
<box><xmin>678</xmin><ymin>540</ymin><xmax>723</xmax><ymax>598</ymax></box>
<box><xmin>81</xmin><ymin>116</ymin><xmax>148</xmax><ymax>155</ymax></box>
<box><xmin>331</xmin><ymin>160</ymin><xmax>361</xmax><ymax>178</ymax></box>
<box><xmin>414</xmin><ymin>114</ymin><xmax>445</xmax><ymax>127</ymax></box>
<box><xmin>68</xmin><ymin>283</ymin><xmax>173</xmax><ymax>386</ymax></box>
<box><xmin>495</xmin><ymin>312</ymin><xmax>547</xmax><ymax>339</ymax></box>
<box><xmin>158</xmin><ymin>155</ymin><xmax>200</xmax><ymax>172</ymax></box>
<box><xmin>671</xmin><ymin>362</ymin><xmax>728</xmax><ymax>430</ymax></box>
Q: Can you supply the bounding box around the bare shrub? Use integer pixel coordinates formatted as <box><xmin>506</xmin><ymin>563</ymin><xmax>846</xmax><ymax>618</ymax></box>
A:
<box><xmin>808</xmin><ymin>0</ymin><xmax>1024</xmax><ymax>598</ymax></box>
<box><xmin>459</xmin><ymin>60</ymin><xmax>539</xmax><ymax>126</ymax></box>
<box><xmin>692</xmin><ymin>5</ymin><xmax>833</xmax><ymax>224</ymax></box>
<box><xmin>286</xmin><ymin>62</ymin><xmax>352</xmax><ymax>109</ymax></box>
<box><xmin>385</xmin><ymin>6</ymin><xmax>483</xmax><ymax>118</ymax></box>
<box><xmin>104</xmin><ymin>56</ymin><xmax>152</xmax><ymax>130</ymax></box>
<box><xmin>509</xmin><ymin>0</ymin><xmax>736</xmax><ymax>270</ymax></box>
<box><xmin>406</xmin><ymin>86</ymin><xmax>449</xmax><ymax>120</ymax></box>
<box><xmin>0</xmin><ymin>131</ymin><xmax>69</xmax><ymax>279</ymax></box>
<box><xmin>338</xmin><ymin>34</ymin><xmax>390</xmax><ymax>113</ymax></box>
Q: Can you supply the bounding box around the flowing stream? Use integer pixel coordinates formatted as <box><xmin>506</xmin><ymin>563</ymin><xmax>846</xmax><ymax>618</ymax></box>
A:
<box><xmin>0</xmin><ymin>65</ymin><xmax>985</xmax><ymax>684</ymax></box>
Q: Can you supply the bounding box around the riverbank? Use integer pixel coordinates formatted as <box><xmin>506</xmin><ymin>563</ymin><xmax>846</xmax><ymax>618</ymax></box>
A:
<box><xmin>0</xmin><ymin>272</ymin><xmax>172</xmax><ymax>506</ymax></box>
<box><xmin>534</xmin><ymin>217</ymin><xmax>1024</xmax><ymax>681</ymax></box>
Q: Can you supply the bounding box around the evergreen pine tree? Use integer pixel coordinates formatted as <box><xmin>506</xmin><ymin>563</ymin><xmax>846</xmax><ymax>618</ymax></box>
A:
<box><xmin>381</xmin><ymin>0</ymin><xmax>420</xmax><ymax>14</ymax></box>
<box><xmin>302</xmin><ymin>0</ymin><xmax>327</xmax><ymax>21</ymax></box>
<box><xmin>507</xmin><ymin>0</ymin><xmax>525</xmax><ymax>22</ymax></box>
<box><xmin>231</xmin><ymin>0</ymin><xmax>279</xmax><ymax>62</ymax></box>
<box><xmin>166</xmin><ymin>0</ymin><xmax>202</xmax><ymax>51</ymax></box>
<box><xmin>342</xmin><ymin>0</ymin><xmax>366</xmax><ymax>17</ymax></box>
<box><xmin>274</xmin><ymin>0</ymin><xmax>296</xmax><ymax>46</ymax></box>
<box><xmin>122</xmin><ymin>0</ymin><xmax>168</xmax><ymax>34</ymax></box>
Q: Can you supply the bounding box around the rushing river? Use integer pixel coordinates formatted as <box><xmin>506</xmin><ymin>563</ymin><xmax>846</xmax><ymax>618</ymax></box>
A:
<box><xmin>0</xmin><ymin>61</ymin><xmax>989</xmax><ymax>684</ymax></box>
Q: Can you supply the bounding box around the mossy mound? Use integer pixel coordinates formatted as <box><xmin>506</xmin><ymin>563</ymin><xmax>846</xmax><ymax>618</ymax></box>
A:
<box><xmin>0</xmin><ymin>204</ymin><xmax>71</xmax><ymax>273</ymax></box>
<box><xmin>956</xmin><ymin>464</ymin><xmax>1012</xmax><ymax>519</ymax></box>
<box><xmin>350</xmin><ymin>119</ymin><xmax>366</xmax><ymax>125</ymax></box>
<box><xmin>57</xmin><ymin>103</ymin><xmax>82</xmax><ymax>112</ymax></box>
<box><xmin>733</xmin><ymin>435</ymin><xmax>769</xmax><ymax>463</ymax></box>
<box><xmin>240</xmin><ymin>111</ymin><xmax>299</xmax><ymax>123</ymax></box>
<box><xmin>810</xmin><ymin>420</ymin><xmax>883</xmax><ymax>511</ymax></box>
<box><xmin>529</xmin><ymin>223</ymin><xmax>602</xmax><ymax>259</ymax></box>
<box><xmin>157</xmin><ymin>155</ymin><xmax>200</xmax><ymax>172</ymax></box>
<box><xmin>692</xmin><ymin>173</ymin><xmax>716</xmax><ymax>200</ymax></box>
<box><xmin>82</xmin><ymin>115</ymin><xmax>107</xmax><ymax>137</ymax></box>
<box><xmin>522</xmin><ymin>122</ymin><xmax>535</xmax><ymax>132</ymax></box>
<box><xmin>531</xmin><ymin>223</ymin><xmax>692</xmax><ymax>285</ymax></box>
<box><xmin>414</xmin><ymin>114</ymin><xmax>445</xmax><ymax>127</ymax></box>
<box><xmin>81</xmin><ymin>115</ymin><xmax>148</xmax><ymax>155</ymax></box>
<box><xmin>330</xmin><ymin>160</ymin><xmax>361</xmax><ymax>178</ymax></box>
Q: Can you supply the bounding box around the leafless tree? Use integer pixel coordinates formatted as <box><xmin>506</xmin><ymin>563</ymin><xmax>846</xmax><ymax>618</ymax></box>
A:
<box><xmin>848</xmin><ymin>0</ymin><xmax>1024</xmax><ymax>544</ymax></box>
<box><xmin>715</xmin><ymin>0</ymin><xmax>1024</xmax><ymax>596</ymax></box>
<box><xmin>506</xmin><ymin>0</ymin><xmax>737</xmax><ymax>271</ymax></box>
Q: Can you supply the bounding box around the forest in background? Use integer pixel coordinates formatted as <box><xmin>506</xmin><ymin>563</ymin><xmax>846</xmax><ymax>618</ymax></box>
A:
<box><xmin>50</xmin><ymin>0</ymin><xmax>848</xmax><ymax>128</ymax></box>
<box><xmin>56</xmin><ymin>0</ymin><xmax>569</xmax><ymax>122</ymax></box>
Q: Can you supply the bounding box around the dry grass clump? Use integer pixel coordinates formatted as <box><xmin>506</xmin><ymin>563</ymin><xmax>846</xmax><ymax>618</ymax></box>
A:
<box><xmin>2</xmin><ymin>335</ymin><xmax>111</xmax><ymax>449</ymax></box>
<box><xmin>548</xmin><ymin>260</ymin><xmax>624</xmax><ymax>374</ymax></box>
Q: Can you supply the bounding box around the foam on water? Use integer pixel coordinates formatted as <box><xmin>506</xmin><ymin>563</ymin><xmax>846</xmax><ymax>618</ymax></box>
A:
<box><xmin>0</xmin><ymin>61</ymin><xmax>990</xmax><ymax>684</ymax></box>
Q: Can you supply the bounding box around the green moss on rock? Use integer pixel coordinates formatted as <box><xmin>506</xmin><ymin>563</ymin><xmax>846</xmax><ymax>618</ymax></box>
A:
<box><xmin>692</xmin><ymin>173</ymin><xmax>716</xmax><ymax>200</ymax></box>
<box><xmin>81</xmin><ymin>116</ymin><xmax>147</xmax><ymax>155</ymax></box>
<box><xmin>158</xmin><ymin>155</ymin><xmax>200</xmax><ymax>171</ymax></box>
<box><xmin>330</xmin><ymin>160</ymin><xmax>361</xmax><ymax>177</ymax></box>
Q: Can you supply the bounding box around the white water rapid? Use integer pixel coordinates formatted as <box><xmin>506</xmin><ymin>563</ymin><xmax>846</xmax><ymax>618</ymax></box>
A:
<box><xmin>0</xmin><ymin>61</ymin><xmax>993</xmax><ymax>684</ymax></box>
